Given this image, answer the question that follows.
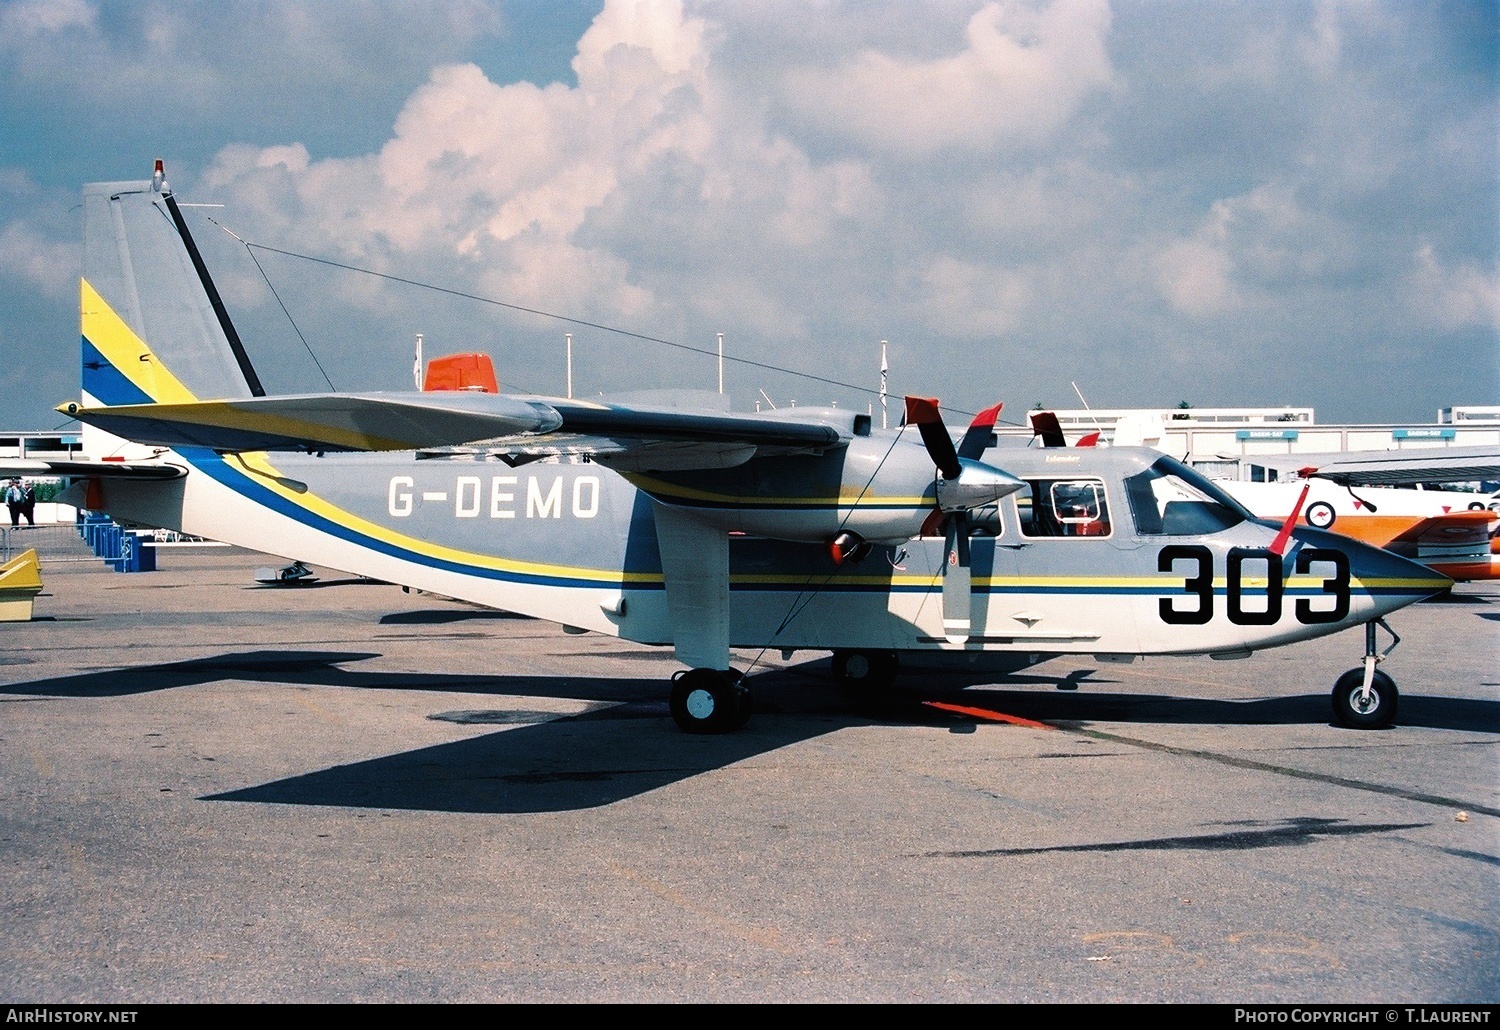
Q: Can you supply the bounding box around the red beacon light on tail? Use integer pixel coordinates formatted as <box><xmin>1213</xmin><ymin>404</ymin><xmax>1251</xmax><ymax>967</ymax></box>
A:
<box><xmin>422</xmin><ymin>353</ymin><xmax>499</xmax><ymax>394</ymax></box>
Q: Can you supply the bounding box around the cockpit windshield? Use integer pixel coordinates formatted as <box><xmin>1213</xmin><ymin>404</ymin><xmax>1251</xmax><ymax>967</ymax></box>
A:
<box><xmin>1124</xmin><ymin>456</ymin><xmax>1255</xmax><ymax>536</ymax></box>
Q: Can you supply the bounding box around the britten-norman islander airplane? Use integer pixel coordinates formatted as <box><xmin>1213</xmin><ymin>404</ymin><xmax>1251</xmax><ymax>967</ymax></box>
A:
<box><xmin>46</xmin><ymin>164</ymin><xmax>1451</xmax><ymax>734</ymax></box>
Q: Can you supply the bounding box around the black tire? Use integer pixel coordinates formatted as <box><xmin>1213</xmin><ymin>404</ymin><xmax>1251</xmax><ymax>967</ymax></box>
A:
<box><xmin>1305</xmin><ymin>501</ymin><xmax>1336</xmax><ymax>529</ymax></box>
<box><xmin>669</xmin><ymin>668</ymin><xmax>748</xmax><ymax>734</ymax></box>
<box><xmin>1331</xmin><ymin>668</ymin><xmax>1398</xmax><ymax>729</ymax></box>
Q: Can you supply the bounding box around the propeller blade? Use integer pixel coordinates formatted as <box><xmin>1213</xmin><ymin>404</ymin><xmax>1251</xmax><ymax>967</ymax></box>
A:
<box><xmin>941</xmin><ymin>511</ymin><xmax>972</xmax><ymax>644</ymax></box>
<box><xmin>1030</xmin><ymin>410</ymin><xmax>1067</xmax><ymax>448</ymax></box>
<box><xmin>904</xmin><ymin>396</ymin><xmax>961</xmax><ymax>480</ymax></box>
<box><xmin>957</xmin><ymin>403</ymin><xmax>1002</xmax><ymax>460</ymax></box>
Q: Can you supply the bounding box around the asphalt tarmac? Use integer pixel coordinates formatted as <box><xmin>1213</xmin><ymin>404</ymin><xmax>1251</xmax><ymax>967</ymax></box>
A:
<box><xmin>1</xmin><ymin>540</ymin><xmax>1495</xmax><ymax>1003</ymax></box>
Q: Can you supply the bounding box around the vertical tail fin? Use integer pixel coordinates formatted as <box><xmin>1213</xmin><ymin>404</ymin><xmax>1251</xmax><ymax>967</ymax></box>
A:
<box><xmin>80</xmin><ymin>164</ymin><xmax>265</xmax><ymax>457</ymax></box>
<box><xmin>81</xmin><ymin>165</ymin><xmax>262</xmax><ymax>407</ymax></box>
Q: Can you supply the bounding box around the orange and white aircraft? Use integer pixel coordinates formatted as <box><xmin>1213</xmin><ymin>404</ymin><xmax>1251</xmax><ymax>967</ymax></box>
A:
<box><xmin>1051</xmin><ymin>416</ymin><xmax>1500</xmax><ymax>582</ymax></box>
<box><xmin>1219</xmin><ymin>479</ymin><xmax>1496</xmax><ymax>582</ymax></box>
<box><xmin>1212</xmin><ymin>449</ymin><xmax>1500</xmax><ymax>582</ymax></box>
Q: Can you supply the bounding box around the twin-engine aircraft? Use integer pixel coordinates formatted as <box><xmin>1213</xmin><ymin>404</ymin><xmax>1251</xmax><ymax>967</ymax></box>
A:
<box><xmin>50</xmin><ymin>166</ymin><xmax>1450</xmax><ymax>733</ymax></box>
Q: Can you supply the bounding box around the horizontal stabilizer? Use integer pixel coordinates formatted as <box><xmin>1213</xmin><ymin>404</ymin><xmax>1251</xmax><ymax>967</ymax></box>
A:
<box><xmin>0</xmin><ymin>459</ymin><xmax>186</xmax><ymax>480</ymax></box>
<box><xmin>1388</xmin><ymin>510</ymin><xmax>1495</xmax><ymax>545</ymax></box>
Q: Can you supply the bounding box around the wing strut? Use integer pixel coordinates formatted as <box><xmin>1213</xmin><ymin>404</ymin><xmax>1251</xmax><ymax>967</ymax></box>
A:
<box><xmin>651</xmin><ymin>501</ymin><xmax>731</xmax><ymax>671</ymax></box>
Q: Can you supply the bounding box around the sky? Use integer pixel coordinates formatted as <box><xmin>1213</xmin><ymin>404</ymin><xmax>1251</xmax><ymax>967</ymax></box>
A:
<box><xmin>0</xmin><ymin>0</ymin><xmax>1495</xmax><ymax>433</ymax></box>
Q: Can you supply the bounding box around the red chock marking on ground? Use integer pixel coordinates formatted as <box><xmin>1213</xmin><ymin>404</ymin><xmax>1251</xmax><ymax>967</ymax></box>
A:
<box><xmin>922</xmin><ymin>701</ymin><xmax>1052</xmax><ymax>729</ymax></box>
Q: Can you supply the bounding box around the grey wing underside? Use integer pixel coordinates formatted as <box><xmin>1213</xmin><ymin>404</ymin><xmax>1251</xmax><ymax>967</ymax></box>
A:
<box><xmin>63</xmin><ymin>392</ymin><xmax>848</xmax><ymax>471</ymax></box>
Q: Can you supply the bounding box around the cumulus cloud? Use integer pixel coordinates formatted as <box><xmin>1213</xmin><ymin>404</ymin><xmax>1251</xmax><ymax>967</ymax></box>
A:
<box><xmin>1153</xmin><ymin>183</ymin><xmax>1366</xmax><ymax>317</ymax></box>
<box><xmin>918</xmin><ymin>255</ymin><xmax>1033</xmax><ymax>336</ymax></box>
<box><xmin>1408</xmin><ymin>244</ymin><xmax>1500</xmax><ymax>332</ymax></box>
<box><xmin>782</xmin><ymin>0</ymin><xmax>1114</xmax><ymax>158</ymax></box>
<box><xmin>1154</xmin><ymin>237</ymin><xmax>1238</xmax><ymax>318</ymax></box>
<box><xmin>0</xmin><ymin>0</ymin><xmax>94</xmax><ymax>37</ymax></box>
<box><xmin>0</xmin><ymin>171</ymin><xmax>80</xmax><ymax>301</ymax></box>
<box><xmin>196</xmin><ymin>0</ymin><xmax>884</xmax><ymax>343</ymax></box>
<box><xmin>0</xmin><ymin>221</ymin><xmax>78</xmax><ymax>301</ymax></box>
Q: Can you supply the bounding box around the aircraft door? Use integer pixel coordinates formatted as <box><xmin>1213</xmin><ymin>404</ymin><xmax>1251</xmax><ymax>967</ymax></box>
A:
<box><xmin>998</xmin><ymin>477</ymin><xmax>1144</xmax><ymax>654</ymax></box>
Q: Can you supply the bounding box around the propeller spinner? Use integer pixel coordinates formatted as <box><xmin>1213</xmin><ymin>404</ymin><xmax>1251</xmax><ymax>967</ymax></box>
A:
<box><xmin>904</xmin><ymin>398</ymin><xmax>1023</xmax><ymax>643</ymax></box>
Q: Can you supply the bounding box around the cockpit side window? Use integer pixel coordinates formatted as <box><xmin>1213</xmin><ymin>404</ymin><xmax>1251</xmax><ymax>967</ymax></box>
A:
<box><xmin>1018</xmin><ymin>479</ymin><xmax>1111</xmax><ymax>538</ymax></box>
<box><xmin>1125</xmin><ymin>457</ymin><xmax>1251</xmax><ymax>536</ymax></box>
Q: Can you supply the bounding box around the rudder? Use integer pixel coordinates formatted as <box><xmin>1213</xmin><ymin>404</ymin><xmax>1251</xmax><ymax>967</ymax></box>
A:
<box><xmin>81</xmin><ymin>164</ymin><xmax>261</xmax><ymax>412</ymax></box>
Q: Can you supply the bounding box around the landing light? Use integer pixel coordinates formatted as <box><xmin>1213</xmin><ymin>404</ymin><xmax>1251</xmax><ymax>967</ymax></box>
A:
<box><xmin>828</xmin><ymin>531</ymin><xmax>872</xmax><ymax>566</ymax></box>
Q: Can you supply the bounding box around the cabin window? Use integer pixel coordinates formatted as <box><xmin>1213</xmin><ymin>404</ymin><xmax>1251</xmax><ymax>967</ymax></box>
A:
<box><xmin>1017</xmin><ymin>479</ymin><xmax>1111</xmax><ymax>538</ymax></box>
<box><xmin>1125</xmin><ymin>457</ymin><xmax>1252</xmax><ymax>535</ymax></box>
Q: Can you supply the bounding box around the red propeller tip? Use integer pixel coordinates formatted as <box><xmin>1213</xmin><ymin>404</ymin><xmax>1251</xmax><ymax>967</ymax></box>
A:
<box><xmin>971</xmin><ymin>403</ymin><xmax>1002</xmax><ymax>430</ymax></box>
<box><xmin>904</xmin><ymin>396</ymin><xmax>942</xmax><ymax>425</ymax></box>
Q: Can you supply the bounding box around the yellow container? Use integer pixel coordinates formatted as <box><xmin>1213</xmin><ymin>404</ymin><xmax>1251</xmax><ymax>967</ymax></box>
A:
<box><xmin>0</xmin><ymin>549</ymin><xmax>43</xmax><ymax>621</ymax></box>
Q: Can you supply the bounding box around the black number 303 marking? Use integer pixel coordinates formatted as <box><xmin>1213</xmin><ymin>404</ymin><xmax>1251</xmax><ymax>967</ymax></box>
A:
<box><xmin>1158</xmin><ymin>546</ymin><xmax>1350</xmax><ymax>626</ymax></box>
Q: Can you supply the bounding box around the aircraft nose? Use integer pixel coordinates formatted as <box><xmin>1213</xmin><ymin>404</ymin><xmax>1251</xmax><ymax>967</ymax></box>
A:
<box><xmin>938</xmin><ymin>458</ymin><xmax>1025</xmax><ymax>512</ymax></box>
<box><xmin>1314</xmin><ymin>529</ymin><xmax>1453</xmax><ymax>615</ymax></box>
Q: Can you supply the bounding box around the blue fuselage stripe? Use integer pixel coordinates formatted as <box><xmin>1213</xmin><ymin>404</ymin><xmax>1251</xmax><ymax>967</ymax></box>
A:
<box><xmin>173</xmin><ymin>450</ymin><xmax>1435</xmax><ymax>604</ymax></box>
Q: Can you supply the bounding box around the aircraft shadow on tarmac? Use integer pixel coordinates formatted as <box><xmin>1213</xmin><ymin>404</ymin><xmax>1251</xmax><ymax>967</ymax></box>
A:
<box><xmin>5</xmin><ymin>648</ymin><xmax>1495</xmax><ymax>814</ymax></box>
<box><xmin>378</xmin><ymin>609</ymin><xmax>534</xmax><ymax>625</ymax></box>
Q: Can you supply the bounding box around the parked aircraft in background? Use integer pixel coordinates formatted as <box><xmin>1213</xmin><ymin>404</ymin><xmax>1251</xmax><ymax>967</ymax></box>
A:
<box><xmin>1214</xmin><ymin>449</ymin><xmax>1500</xmax><ymax>583</ymax></box>
<box><xmin>1036</xmin><ymin>414</ymin><xmax>1500</xmax><ymax>583</ymax></box>
<box><xmin>38</xmin><ymin>164</ymin><xmax>1453</xmax><ymax>733</ymax></box>
<box><xmin>1218</xmin><ymin>478</ymin><xmax>1498</xmax><ymax>583</ymax></box>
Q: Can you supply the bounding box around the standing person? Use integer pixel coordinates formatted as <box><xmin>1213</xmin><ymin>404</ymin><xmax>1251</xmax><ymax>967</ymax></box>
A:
<box><xmin>4</xmin><ymin>479</ymin><xmax>22</xmax><ymax>529</ymax></box>
<box><xmin>19</xmin><ymin>480</ymin><xmax>36</xmax><ymax>527</ymax></box>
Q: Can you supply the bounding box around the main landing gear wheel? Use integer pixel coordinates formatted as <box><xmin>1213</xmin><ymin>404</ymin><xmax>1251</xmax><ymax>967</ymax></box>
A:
<box><xmin>669</xmin><ymin>668</ymin><xmax>751</xmax><ymax>734</ymax></box>
<box><xmin>1331</xmin><ymin>668</ymin><xmax>1398</xmax><ymax>730</ymax></box>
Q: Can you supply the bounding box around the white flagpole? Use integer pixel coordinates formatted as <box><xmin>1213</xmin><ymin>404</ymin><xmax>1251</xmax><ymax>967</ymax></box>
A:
<box><xmin>414</xmin><ymin>333</ymin><xmax>423</xmax><ymax>389</ymax></box>
<box><xmin>880</xmin><ymin>340</ymin><xmax>888</xmax><ymax>430</ymax></box>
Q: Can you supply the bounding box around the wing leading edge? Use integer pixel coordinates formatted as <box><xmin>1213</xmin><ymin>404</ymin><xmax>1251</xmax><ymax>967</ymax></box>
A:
<box><xmin>1232</xmin><ymin>446</ymin><xmax>1500</xmax><ymax>487</ymax></box>
<box><xmin>62</xmin><ymin>392</ymin><xmax>849</xmax><ymax>470</ymax></box>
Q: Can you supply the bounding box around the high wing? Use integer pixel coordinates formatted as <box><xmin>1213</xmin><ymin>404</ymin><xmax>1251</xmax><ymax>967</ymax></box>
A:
<box><xmin>1228</xmin><ymin>446</ymin><xmax>1500</xmax><ymax>486</ymax></box>
<box><xmin>61</xmin><ymin>393</ymin><xmax>847</xmax><ymax>471</ymax></box>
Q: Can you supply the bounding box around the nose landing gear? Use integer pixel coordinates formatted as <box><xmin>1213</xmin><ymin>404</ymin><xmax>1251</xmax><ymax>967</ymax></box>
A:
<box><xmin>1331</xmin><ymin>619</ymin><xmax>1400</xmax><ymax>729</ymax></box>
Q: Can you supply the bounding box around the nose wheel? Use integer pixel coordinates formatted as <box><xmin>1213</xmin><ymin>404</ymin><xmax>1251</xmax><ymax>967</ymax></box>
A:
<box><xmin>1331</xmin><ymin>619</ymin><xmax>1400</xmax><ymax>729</ymax></box>
<box><xmin>1332</xmin><ymin>668</ymin><xmax>1398</xmax><ymax>729</ymax></box>
<box><xmin>669</xmin><ymin>668</ymin><xmax>751</xmax><ymax>733</ymax></box>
